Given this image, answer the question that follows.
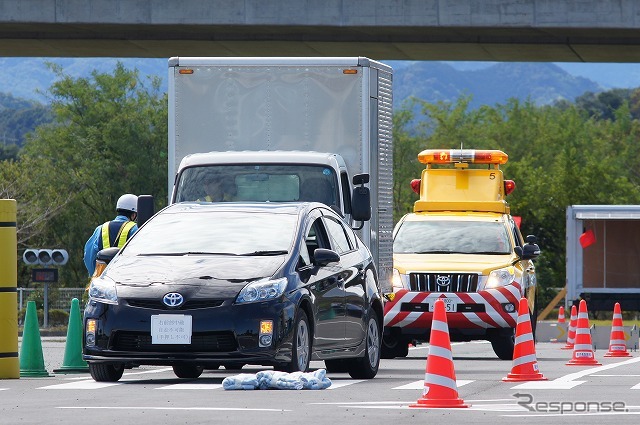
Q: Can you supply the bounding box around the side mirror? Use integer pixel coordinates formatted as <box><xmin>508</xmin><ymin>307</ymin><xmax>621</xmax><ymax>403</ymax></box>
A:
<box><xmin>312</xmin><ymin>248</ymin><xmax>340</xmax><ymax>267</ymax></box>
<box><xmin>137</xmin><ymin>195</ymin><xmax>155</xmax><ymax>227</ymax></box>
<box><xmin>351</xmin><ymin>173</ymin><xmax>371</xmax><ymax>224</ymax></box>
<box><xmin>93</xmin><ymin>247</ymin><xmax>120</xmax><ymax>278</ymax></box>
<box><xmin>96</xmin><ymin>247</ymin><xmax>120</xmax><ymax>264</ymax></box>
<box><xmin>515</xmin><ymin>243</ymin><xmax>540</xmax><ymax>261</ymax></box>
<box><xmin>525</xmin><ymin>234</ymin><xmax>537</xmax><ymax>244</ymax></box>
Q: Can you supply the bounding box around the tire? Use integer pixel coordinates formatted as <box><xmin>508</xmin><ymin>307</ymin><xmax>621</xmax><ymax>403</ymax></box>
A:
<box><xmin>172</xmin><ymin>364</ymin><xmax>203</xmax><ymax>379</ymax></box>
<box><xmin>280</xmin><ymin>309</ymin><xmax>311</xmax><ymax>373</ymax></box>
<box><xmin>381</xmin><ymin>334</ymin><xmax>409</xmax><ymax>359</ymax></box>
<box><xmin>347</xmin><ymin>314</ymin><xmax>381</xmax><ymax>379</ymax></box>
<box><xmin>89</xmin><ymin>363</ymin><xmax>124</xmax><ymax>382</ymax></box>
<box><xmin>490</xmin><ymin>328</ymin><xmax>515</xmax><ymax>360</ymax></box>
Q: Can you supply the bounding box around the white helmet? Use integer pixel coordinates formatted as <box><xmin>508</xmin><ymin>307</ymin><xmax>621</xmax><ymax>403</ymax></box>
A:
<box><xmin>116</xmin><ymin>193</ymin><xmax>138</xmax><ymax>213</ymax></box>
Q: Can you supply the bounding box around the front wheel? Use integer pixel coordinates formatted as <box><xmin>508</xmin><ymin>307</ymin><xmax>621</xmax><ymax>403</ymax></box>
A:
<box><xmin>279</xmin><ymin>309</ymin><xmax>311</xmax><ymax>373</ymax></box>
<box><xmin>489</xmin><ymin>328</ymin><xmax>515</xmax><ymax>360</ymax></box>
<box><xmin>381</xmin><ymin>334</ymin><xmax>409</xmax><ymax>359</ymax></box>
<box><xmin>89</xmin><ymin>363</ymin><xmax>124</xmax><ymax>382</ymax></box>
<box><xmin>172</xmin><ymin>364</ymin><xmax>203</xmax><ymax>379</ymax></box>
<box><xmin>347</xmin><ymin>314</ymin><xmax>381</xmax><ymax>379</ymax></box>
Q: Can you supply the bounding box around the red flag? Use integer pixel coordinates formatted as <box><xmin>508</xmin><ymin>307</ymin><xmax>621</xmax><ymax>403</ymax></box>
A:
<box><xmin>579</xmin><ymin>229</ymin><xmax>596</xmax><ymax>248</ymax></box>
<box><xmin>512</xmin><ymin>216</ymin><xmax>521</xmax><ymax>228</ymax></box>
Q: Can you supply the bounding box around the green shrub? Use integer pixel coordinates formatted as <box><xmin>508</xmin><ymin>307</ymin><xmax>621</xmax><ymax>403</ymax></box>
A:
<box><xmin>48</xmin><ymin>309</ymin><xmax>69</xmax><ymax>326</ymax></box>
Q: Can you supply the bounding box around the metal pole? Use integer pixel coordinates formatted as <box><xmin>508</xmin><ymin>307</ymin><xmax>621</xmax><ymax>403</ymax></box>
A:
<box><xmin>43</xmin><ymin>283</ymin><xmax>49</xmax><ymax>328</ymax></box>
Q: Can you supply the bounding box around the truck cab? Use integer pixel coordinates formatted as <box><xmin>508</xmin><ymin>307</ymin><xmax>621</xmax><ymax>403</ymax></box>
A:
<box><xmin>171</xmin><ymin>150</ymin><xmax>371</xmax><ymax>225</ymax></box>
<box><xmin>383</xmin><ymin>149</ymin><xmax>540</xmax><ymax>360</ymax></box>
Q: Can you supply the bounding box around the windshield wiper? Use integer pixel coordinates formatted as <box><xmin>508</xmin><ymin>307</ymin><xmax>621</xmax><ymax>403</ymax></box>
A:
<box><xmin>240</xmin><ymin>250</ymin><xmax>289</xmax><ymax>256</ymax></box>
<box><xmin>414</xmin><ymin>250</ymin><xmax>467</xmax><ymax>254</ymax></box>
<box><xmin>138</xmin><ymin>252</ymin><xmax>239</xmax><ymax>256</ymax></box>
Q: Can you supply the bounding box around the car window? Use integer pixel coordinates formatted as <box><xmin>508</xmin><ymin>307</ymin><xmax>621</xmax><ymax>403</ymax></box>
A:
<box><xmin>394</xmin><ymin>220</ymin><xmax>511</xmax><ymax>254</ymax></box>
<box><xmin>123</xmin><ymin>210</ymin><xmax>299</xmax><ymax>256</ymax></box>
<box><xmin>322</xmin><ymin>216</ymin><xmax>353</xmax><ymax>254</ymax></box>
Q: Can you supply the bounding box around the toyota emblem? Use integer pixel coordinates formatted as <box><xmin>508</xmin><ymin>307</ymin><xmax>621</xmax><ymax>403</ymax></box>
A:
<box><xmin>163</xmin><ymin>292</ymin><xmax>184</xmax><ymax>307</ymax></box>
<box><xmin>436</xmin><ymin>275</ymin><xmax>451</xmax><ymax>287</ymax></box>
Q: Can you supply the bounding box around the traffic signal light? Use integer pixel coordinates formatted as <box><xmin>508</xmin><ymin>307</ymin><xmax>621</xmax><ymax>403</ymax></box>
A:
<box><xmin>22</xmin><ymin>248</ymin><xmax>68</xmax><ymax>266</ymax></box>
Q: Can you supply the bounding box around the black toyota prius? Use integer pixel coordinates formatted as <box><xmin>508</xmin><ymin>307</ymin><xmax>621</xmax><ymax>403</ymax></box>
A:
<box><xmin>83</xmin><ymin>202</ymin><xmax>383</xmax><ymax>382</ymax></box>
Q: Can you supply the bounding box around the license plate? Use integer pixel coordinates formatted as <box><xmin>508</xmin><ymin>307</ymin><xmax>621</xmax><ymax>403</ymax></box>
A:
<box><xmin>429</xmin><ymin>298</ymin><xmax>457</xmax><ymax>312</ymax></box>
<box><xmin>151</xmin><ymin>314</ymin><xmax>192</xmax><ymax>344</ymax></box>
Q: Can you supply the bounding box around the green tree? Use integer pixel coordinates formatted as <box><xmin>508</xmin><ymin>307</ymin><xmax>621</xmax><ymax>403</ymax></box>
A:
<box><xmin>392</xmin><ymin>94</ymin><xmax>640</xmax><ymax>309</ymax></box>
<box><xmin>16</xmin><ymin>62</ymin><xmax>168</xmax><ymax>287</ymax></box>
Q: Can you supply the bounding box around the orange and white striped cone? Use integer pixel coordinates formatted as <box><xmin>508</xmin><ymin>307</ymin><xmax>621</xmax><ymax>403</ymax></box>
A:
<box><xmin>566</xmin><ymin>299</ymin><xmax>601</xmax><ymax>366</ymax></box>
<box><xmin>410</xmin><ymin>299</ymin><xmax>469</xmax><ymax>408</ymax></box>
<box><xmin>604</xmin><ymin>302</ymin><xmax>632</xmax><ymax>358</ymax></box>
<box><xmin>503</xmin><ymin>298</ymin><xmax>547</xmax><ymax>381</ymax></box>
<box><xmin>561</xmin><ymin>305</ymin><xmax>577</xmax><ymax>350</ymax></box>
<box><xmin>557</xmin><ymin>305</ymin><xmax>566</xmax><ymax>324</ymax></box>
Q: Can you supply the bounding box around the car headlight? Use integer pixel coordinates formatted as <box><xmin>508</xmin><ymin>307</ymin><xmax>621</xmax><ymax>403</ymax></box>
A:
<box><xmin>236</xmin><ymin>277</ymin><xmax>287</xmax><ymax>304</ymax></box>
<box><xmin>485</xmin><ymin>266</ymin><xmax>516</xmax><ymax>289</ymax></box>
<box><xmin>392</xmin><ymin>268</ymin><xmax>407</xmax><ymax>291</ymax></box>
<box><xmin>88</xmin><ymin>277</ymin><xmax>118</xmax><ymax>305</ymax></box>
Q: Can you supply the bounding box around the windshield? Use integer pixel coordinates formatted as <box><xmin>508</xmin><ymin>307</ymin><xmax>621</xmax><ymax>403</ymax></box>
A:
<box><xmin>394</xmin><ymin>220</ymin><xmax>512</xmax><ymax>255</ymax></box>
<box><xmin>174</xmin><ymin>164</ymin><xmax>338</xmax><ymax>207</ymax></box>
<box><xmin>122</xmin><ymin>210</ymin><xmax>299</xmax><ymax>256</ymax></box>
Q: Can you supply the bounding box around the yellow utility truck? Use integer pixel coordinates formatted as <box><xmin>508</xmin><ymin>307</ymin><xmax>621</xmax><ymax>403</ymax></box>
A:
<box><xmin>383</xmin><ymin>149</ymin><xmax>540</xmax><ymax>360</ymax></box>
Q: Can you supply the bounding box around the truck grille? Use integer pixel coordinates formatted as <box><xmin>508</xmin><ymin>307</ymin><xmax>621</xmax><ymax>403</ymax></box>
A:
<box><xmin>408</xmin><ymin>273</ymin><xmax>479</xmax><ymax>292</ymax></box>
<box><xmin>112</xmin><ymin>331</ymin><xmax>237</xmax><ymax>352</ymax></box>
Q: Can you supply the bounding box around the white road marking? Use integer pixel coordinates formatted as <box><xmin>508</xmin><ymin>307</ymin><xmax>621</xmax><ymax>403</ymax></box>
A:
<box><xmin>326</xmin><ymin>379</ymin><xmax>365</xmax><ymax>389</ymax></box>
<box><xmin>511</xmin><ymin>355</ymin><xmax>640</xmax><ymax>390</ymax></box>
<box><xmin>121</xmin><ymin>367</ymin><xmax>173</xmax><ymax>377</ymax></box>
<box><xmin>393</xmin><ymin>379</ymin><xmax>474</xmax><ymax>390</ymax></box>
<box><xmin>155</xmin><ymin>383</ymin><xmax>223</xmax><ymax>390</ymax></box>
<box><xmin>632</xmin><ymin>383</ymin><xmax>640</xmax><ymax>389</ymax></box>
<box><xmin>502</xmin><ymin>411</ymin><xmax>640</xmax><ymax>418</ymax></box>
<box><xmin>57</xmin><ymin>406</ymin><xmax>291</xmax><ymax>412</ymax></box>
<box><xmin>38</xmin><ymin>380</ymin><xmax>120</xmax><ymax>390</ymax></box>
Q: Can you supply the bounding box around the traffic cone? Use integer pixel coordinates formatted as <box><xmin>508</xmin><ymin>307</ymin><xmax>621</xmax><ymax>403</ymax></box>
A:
<box><xmin>604</xmin><ymin>302</ymin><xmax>632</xmax><ymax>358</ymax></box>
<box><xmin>503</xmin><ymin>298</ymin><xmax>547</xmax><ymax>381</ymax></box>
<box><xmin>566</xmin><ymin>299</ymin><xmax>601</xmax><ymax>366</ymax></box>
<box><xmin>557</xmin><ymin>305</ymin><xmax>566</xmax><ymax>324</ymax></box>
<box><xmin>561</xmin><ymin>305</ymin><xmax>577</xmax><ymax>350</ymax></box>
<box><xmin>410</xmin><ymin>298</ymin><xmax>469</xmax><ymax>408</ymax></box>
<box><xmin>19</xmin><ymin>301</ymin><xmax>52</xmax><ymax>377</ymax></box>
<box><xmin>53</xmin><ymin>298</ymin><xmax>89</xmax><ymax>373</ymax></box>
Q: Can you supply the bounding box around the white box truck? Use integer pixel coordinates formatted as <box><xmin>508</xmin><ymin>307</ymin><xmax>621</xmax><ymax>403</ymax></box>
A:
<box><xmin>165</xmin><ymin>57</ymin><xmax>394</xmax><ymax>289</ymax></box>
<box><xmin>566</xmin><ymin>205</ymin><xmax>640</xmax><ymax>312</ymax></box>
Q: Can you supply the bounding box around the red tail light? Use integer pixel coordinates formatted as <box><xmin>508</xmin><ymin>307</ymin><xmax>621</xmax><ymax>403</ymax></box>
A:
<box><xmin>504</xmin><ymin>180</ymin><xmax>516</xmax><ymax>195</ymax></box>
<box><xmin>410</xmin><ymin>179</ymin><xmax>421</xmax><ymax>194</ymax></box>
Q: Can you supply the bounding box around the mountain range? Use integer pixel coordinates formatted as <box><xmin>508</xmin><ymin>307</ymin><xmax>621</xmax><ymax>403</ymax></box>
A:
<box><xmin>1</xmin><ymin>58</ymin><xmax>639</xmax><ymax>110</ymax></box>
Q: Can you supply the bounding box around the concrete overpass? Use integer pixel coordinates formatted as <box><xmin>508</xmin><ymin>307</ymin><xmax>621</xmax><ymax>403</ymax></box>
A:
<box><xmin>2</xmin><ymin>0</ymin><xmax>640</xmax><ymax>62</ymax></box>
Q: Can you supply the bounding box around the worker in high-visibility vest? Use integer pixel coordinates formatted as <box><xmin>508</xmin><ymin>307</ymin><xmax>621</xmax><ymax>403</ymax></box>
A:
<box><xmin>83</xmin><ymin>193</ymin><xmax>138</xmax><ymax>276</ymax></box>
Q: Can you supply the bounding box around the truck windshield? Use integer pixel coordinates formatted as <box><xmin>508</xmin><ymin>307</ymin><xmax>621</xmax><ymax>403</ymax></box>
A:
<box><xmin>174</xmin><ymin>164</ymin><xmax>339</xmax><ymax>207</ymax></box>
<box><xmin>394</xmin><ymin>221</ymin><xmax>512</xmax><ymax>255</ymax></box>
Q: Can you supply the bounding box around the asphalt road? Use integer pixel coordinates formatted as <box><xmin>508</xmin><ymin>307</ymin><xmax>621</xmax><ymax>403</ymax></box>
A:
<box><xmin>2</xmin><ymin>337</ymin><xmax>639</xmax><ymax>425</ymax></box>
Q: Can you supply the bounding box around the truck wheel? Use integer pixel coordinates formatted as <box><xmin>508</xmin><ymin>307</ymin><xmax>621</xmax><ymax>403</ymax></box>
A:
<box><xmin>381</xmin><ymin>335</ymin><xmax>409</xmax><ymax>359</ymax></box>
<box><xmin>490</xmin><ymin>328</ymin><xmax>515</xmax><ymax>360</ymax></box>
<box><xmin>279</xmin><ymin>309</ymin><xmax>311</xmax><ymax>373</ymax></box>
<box><xmin>347</xmin><ymin>314</ymin><xmax>381</xmax><ymax>379</ymax></box>
<box><xmin>89</xmin><ymin>363</ymin><xmax>124</xmax><ymax>382</ymax></box>
<box><xmin>172</xmin><ymin>364</ymin><xmax>203</xmax><ymax>379</ymax></box>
